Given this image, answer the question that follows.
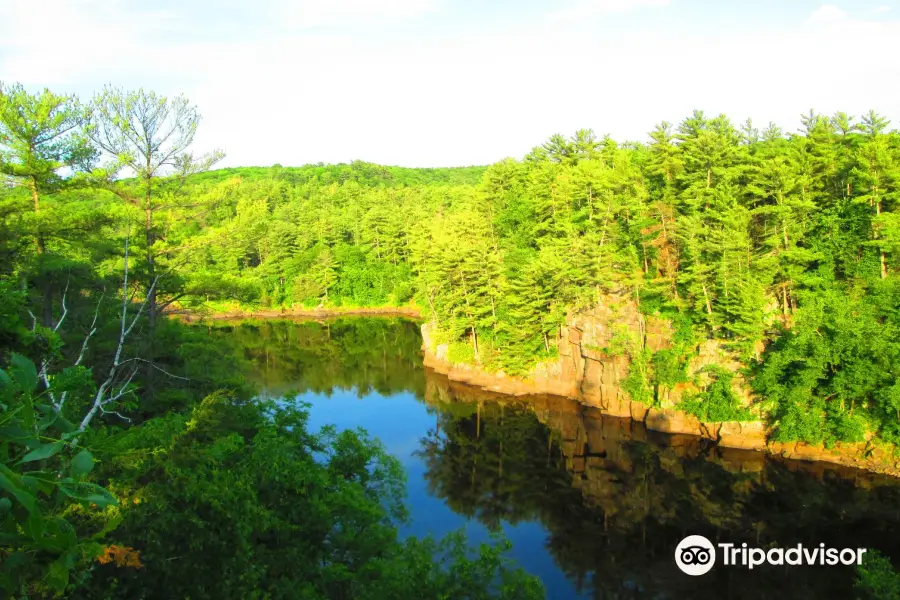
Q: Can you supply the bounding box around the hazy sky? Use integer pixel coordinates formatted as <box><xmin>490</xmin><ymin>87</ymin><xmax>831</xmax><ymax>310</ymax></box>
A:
<box><xmin>2</xmin><ymin>0</ymin><xmax>898</xmax><ymax>168</ymax></box>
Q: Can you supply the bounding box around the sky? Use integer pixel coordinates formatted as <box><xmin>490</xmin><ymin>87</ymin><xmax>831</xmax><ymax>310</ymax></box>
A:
<box><xmin>1</xmin><ymin>0</ymin><xmax>899</xmax><ymax>168</ymax></box>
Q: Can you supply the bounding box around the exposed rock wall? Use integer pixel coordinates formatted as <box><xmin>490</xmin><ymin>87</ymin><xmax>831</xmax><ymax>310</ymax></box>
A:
<box><xmin>421</xmin><ymin>295</ymin><xmax>900</xmax><ymax>477</ymax></box>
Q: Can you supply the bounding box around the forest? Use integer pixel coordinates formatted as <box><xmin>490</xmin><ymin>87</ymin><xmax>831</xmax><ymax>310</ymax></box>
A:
<box><xmin>1</xmin><ymin>79</ymin><xmax>899</xmax><ymax>598</ymax></box>
<box><xmin>125</xmin><ymin>99</ymin><xmax>900</xmax><ymax>449</ymax></box>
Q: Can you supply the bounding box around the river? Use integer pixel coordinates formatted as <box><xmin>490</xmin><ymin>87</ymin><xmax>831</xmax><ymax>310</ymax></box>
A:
<box><xmin>203</xmin><ymin>316</ymin><xmax>900</xmax><ymax>600</ymax></box>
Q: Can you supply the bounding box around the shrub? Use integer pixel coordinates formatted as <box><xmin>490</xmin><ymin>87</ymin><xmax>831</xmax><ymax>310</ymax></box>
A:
<box><xmin>678</xmin><ymin>365</ymin><xmax>754</xmax><ymax>422</ymax></box>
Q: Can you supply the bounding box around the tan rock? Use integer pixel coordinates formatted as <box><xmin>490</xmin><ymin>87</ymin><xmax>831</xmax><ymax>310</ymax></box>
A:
<box><xmin>420</xmin><ymin>297</ymin><xmax>900</xmax><ymax>478</ymax></box>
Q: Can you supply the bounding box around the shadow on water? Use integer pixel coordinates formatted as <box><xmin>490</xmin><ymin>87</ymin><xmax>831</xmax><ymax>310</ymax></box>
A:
<box><xmin>206</xmin><ymin>317</ymin><xmax>900</xmax><ymax>600</ymax></box>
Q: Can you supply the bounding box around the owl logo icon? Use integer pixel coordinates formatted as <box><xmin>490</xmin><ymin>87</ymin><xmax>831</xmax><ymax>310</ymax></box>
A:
<box><xmin>675</xmin><ymin>535</ymin><xmax>716</xmax><ymax>576</ymax></box>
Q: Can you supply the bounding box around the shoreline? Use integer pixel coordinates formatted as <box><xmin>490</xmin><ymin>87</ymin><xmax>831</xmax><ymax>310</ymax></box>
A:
<box><xmin>170</xmin><ymin>307</ymin><xmax>900</xmax><ymax>478</ymax></box>
<box><xmin>166</xmin><ymin>305</ymin><xmax>423</xmax><ymax>322</ymax></box>
<box><xmin>420</xmin><ymin>331</ymin><xmax>900</xmax><ymax>479</ymax></box>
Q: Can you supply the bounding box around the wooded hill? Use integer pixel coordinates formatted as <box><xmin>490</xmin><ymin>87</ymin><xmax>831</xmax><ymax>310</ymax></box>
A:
<box><xmin>164</xmin><ymin>113</ymin><xmax>899</xmax><ymax>450</ymax></box>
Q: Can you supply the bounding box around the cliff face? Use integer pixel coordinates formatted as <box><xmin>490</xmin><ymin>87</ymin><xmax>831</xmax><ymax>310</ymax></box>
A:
<box><xmin>422</xmin><ymin>296</ymin><xmax>900</xmax><ymax>476</ymax></box>
<box><xmin>421</xmin><ymin>295</ymin><xmax>763</xmax><ymax>448</ymax></box>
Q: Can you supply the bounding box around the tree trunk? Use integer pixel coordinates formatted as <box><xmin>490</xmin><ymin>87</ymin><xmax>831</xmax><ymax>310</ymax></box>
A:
<box><xmin>144</xmin><ymin>183</ymin><xmax>157</xmax><ymax>402</ymax></box>
<box><xmin>588</xmin><ymin>185</ymin><xmax>594</xmax><ymax>222</ymax></box>
<box><xmin>30</xmin><ymin>179</ymin><xmax>44</xmax><ymax>255</ymax></box>
<box><xmin>145</xmin><ymin>204</ymin><xmax>156</xmax><ymax>331</ymax></box>
<box><xmin>426</xmin><ymin>289</ymin><xmax>438</xmax><ymax>325</ymax></box>
<box><xmin>30</xmin><ymin>179</ymin><xmax>54</xmax><ymax>328</ymax></box>
<box><xmin>782</xmin><ymin>284</ymin><xmax>789</xmax><ymax>318</ymax></box>
<box><xmin>877</xmin><ymin>200</ymin><xmax>887</xmax><ymax>279</ymax></box>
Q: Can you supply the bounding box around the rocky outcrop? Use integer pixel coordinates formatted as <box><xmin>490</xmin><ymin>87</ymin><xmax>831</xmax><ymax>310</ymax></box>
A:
<box><xmin>421</xmin><ymin>295</ymin><xmax>900</xmax><ymax>477</ymax></box>
<box><xmin>423</xmin><ymin>371</ymin><xmax>900</xmax><ymax>504</ymax></box>
<box><xmin>420</xmin><ymin>296</ymin><xmax>762</xmax><ymax>447</ymax></box>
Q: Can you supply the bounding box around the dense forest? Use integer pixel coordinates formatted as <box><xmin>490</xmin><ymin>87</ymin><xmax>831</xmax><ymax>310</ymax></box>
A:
<box><xmin>1</xmin><ymin>79</ymin><xmax>899</xmax><ymax>598</ymax></box>
<box><xmin>116</xmin><ymin>102</ymin><xmax>900</xmax><ymax>449</ymax></box>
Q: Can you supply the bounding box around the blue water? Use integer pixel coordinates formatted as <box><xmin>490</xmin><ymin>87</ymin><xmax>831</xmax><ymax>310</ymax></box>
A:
<box><xmin>296</xmin><ymin>388</ymin><xmax>588</xmax><ymax>600</ymax></box>
<box><xmin>215</xmin><ymin>317</ymin><xmax>900</xmax><ymax>600</ymax></box>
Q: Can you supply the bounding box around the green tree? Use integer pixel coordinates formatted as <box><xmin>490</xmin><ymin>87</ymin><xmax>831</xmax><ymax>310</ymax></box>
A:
<box><xmin>0</xmin><ymin>83</ymin><xmax>95</xmax><ymax>326</ymax></box>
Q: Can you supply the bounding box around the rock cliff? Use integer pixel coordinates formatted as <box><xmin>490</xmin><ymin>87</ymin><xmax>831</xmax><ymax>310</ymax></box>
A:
<box><xmin>421</xmin><ymin>295</ymin><xmax>900</xmax><ymax>476</ymax></box>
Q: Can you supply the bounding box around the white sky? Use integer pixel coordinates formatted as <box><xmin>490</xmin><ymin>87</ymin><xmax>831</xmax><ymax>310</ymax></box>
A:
<box><xmin>1</xmin><ymin>0</ymin><xmax>899</xmax><ymax>168</ymax></box>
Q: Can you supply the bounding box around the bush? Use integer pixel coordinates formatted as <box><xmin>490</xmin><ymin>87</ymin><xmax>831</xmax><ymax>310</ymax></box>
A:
<box><xmin>72</xmin><ymin>394</ymin><xmax>544</xmax><ymax>599</ymax></box>
<box><xmin>623</xmin><ymin>349</ymin><xmax>653</xmax><ymax>405</ymax></box>
<box><xmin>651</xmin><ymin>349</ymin><xmax>688</xmax><ymax>389</ymax></box>
<box><xmin>774</xmin><ymin>396</ymin><xmax>827</xmax><ymax>444</ymax></box>
<box><xmin>856</xmin><ymin>550</ymin><xmax>900</xmax><ymax>600</ymax></box>
<box><xmin>448</xmin><ymin>341</ymin><xmax>476</xmax><ymax>365</ymax></box>
<box><xmin>678</xmin><ymin>365</ymin><xmax>754</xmax><ymax>422</ymax></box>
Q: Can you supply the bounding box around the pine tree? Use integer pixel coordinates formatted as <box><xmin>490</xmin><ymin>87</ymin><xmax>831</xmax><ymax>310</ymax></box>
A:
<box><xmin>852</xmin><ymin>111</ymin><xmax>898</xmax><ymax>279</ymax></box>
<box><xmin>0</xmin><ymin>83</ymin><xmax>95</xmax><ymax>326</ymax></box>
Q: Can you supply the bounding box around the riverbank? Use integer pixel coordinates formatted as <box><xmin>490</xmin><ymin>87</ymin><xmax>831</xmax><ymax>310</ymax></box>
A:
<box><xmin>166</xmin><ymin>304</ymin><xmax>423</xmax><ymax>322</ymax></box>
<box><xmin>420</xmin><ymin>321</ymin><xmax>900</xmax><ymax>478</ymax></box>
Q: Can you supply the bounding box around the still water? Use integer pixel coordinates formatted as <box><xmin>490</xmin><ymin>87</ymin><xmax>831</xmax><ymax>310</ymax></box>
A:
<box><xmin>206</xmin><ymin>317</ymin><xmax>900</xmax><ymax>600</ymax></box>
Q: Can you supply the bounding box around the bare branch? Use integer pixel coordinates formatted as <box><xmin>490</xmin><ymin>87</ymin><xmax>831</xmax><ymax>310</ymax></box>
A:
<box><xmin>74</xmin><ymin>294</ymin><xmax>103</xmax><ymax>368</ymax></box>
<box><xmin>39</xmin><ymin>359</ymin><xmax>58</xmax><ymax>409</ymax></box>
<box><xmin>121</xmin><ymin>357</ymin><xmax>190</xmax><ymax>381</ymax></box>
<box><xmin>99</xmin><ymin>407</ymin><xmax>133</xmax><ymax>423</ymax></box>
<box><xmin>108</xmin><ymin>365</ymin><xmax>139</xmax><ymax>403</ymax></box>
<box><xmin>77</xmin><ymin>238</ymin><xmax>149</xmax><ymax>432</ymax></box>
<box><xmin>53</xmin><ymin>279</ymin><xmax>70</xmax><ymax>332</ymax></box>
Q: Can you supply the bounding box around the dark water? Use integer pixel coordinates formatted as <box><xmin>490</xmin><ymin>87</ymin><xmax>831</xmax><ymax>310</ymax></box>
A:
<box><xmin>205</xmin><ymin>317</ymin><xmax>900</xmax><ymax>600</ymax></box>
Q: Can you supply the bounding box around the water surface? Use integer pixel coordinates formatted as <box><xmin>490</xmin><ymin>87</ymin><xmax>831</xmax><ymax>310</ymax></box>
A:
<box><xmin>205</xmin><ymin>317</ymin><xmax>900</xmax><ymax>599</ymax></box>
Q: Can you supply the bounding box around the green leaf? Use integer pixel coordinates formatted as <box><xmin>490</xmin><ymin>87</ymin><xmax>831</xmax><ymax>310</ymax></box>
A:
<box><xmin>20</xmin><ymin>441</ymin><xmax>64</xmax><ymax>463</ymax></box>
<box><xmin>0</xmin><ymin>497</ymin><xmax>11</xmax><ymax>514</ymax></box>
<box><xmin>22</xmin><ymin>510</ymin><xmax>46</xmax><ymax>541</ymax></box>
<box><xmin>0</xmin><ymin>465</ymin><xmax>38</xmax><ymax>514</ymax></box>
<box><xmin>47</xmin><ymin>556</ymin><xmax>71</xmax><ymax>591</ymax></box>
<box><xmin>21</xmin><ymin>474</ymin><xmax>56</xmax><ymax>496</ymax></box>
<box><xmin>0</xmin><ymin>551</ymin><xmax>30</xmax><ymax>573</ymax></box>
<box><xmin>55</xmin><ymin>416</ymin><xmax>76</xmax><ymax>434</ymax></box>
<box><xmin>91</xmin><ymin>512</ymin><xmax>124</xmax><ymax>540</ymax></box>
<box><xmin>69</xmin><ymin>449</ymin><xmax>95</xmax><ymax>477</ymax></box>
<box><xmin>0</xmin><ymin>426</ymin><xmax>34</xmax><ymax>443</ymax></box>
<box><xmin>9</xmin><ymin>354</ymin><xmax>38</xmax><ymax>393</ymax></box>
<box><xmin>0</xmin><ymin>368</ymin><xmax>12</xmax><ymax>390</ymax></box>
<box><xmin>59</xmin><ymin>482</ymin><xmax>119</xmax><ymax>508</ymax></box>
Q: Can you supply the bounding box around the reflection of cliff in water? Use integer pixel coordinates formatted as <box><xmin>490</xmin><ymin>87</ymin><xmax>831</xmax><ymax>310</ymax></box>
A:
<box><xmin>421</xmin><ymin>369</ymin><xmax>900</xmax><ymax>600</ymax></box>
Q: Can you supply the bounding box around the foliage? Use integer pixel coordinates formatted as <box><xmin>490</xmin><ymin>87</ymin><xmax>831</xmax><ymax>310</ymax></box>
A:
<box><xmin>856</xmin><ymin>550</ymin><xmax>900</xmax><ymax>600</ymax></box>
<box><xmin>72</xmin><ymin>393</ymin><xmax>543</xmax><ymax>600</ymax></box>
<box><xmin>753</xmin><ymin>285</ymin><xmax>900</xmax><ymax>444</ymax></box>
<box><xmin>679</xmin><ymin>365</ymin><xmax>754</xmax><ymax>422</ymax></box>
<box><xmin>0</xmin><ymin>355</ymin><xmax>118</xmax><ymax>598</ymax></box>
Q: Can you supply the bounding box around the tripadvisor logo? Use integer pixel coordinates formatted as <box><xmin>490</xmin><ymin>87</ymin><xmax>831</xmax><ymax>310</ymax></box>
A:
<box><xmin>674</xmin><ymin>535</ymin><xmax>868</xmax><ymax>576</ymax></box>
<box><xmin>676</xmin><ymin>535</ymin><xmax>716</xmax><ymax>576</ymax></box>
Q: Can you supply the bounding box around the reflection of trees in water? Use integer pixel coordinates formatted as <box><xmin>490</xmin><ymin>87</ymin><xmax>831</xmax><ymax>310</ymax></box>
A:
<box><xmin>195</xmin><ymin>321</ymin><xmax>900</xmax><ymax>599</ymax></box>
<box><xmin>421</xmin><ymin>372</ymin><xmax>900</xmax><ymax>600</ymax></box>
<box><xmin>417</xmin><ymin>399</ymin><xmax>574</xmax><ymax>531</ymax></box>
<box><xmin>204</xmin><ymin>317</ymin><xmax>426</xmax><ymax>398</ymax></box>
